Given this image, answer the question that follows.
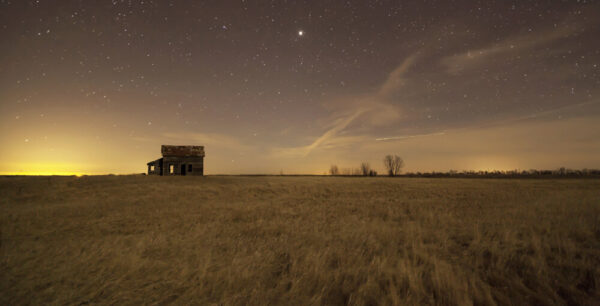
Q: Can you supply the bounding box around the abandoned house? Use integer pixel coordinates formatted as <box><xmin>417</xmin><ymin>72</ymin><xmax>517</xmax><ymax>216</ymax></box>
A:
<box><xmin>147</xmin><ymin>145</ymin><xmax>205</xmax><ymax>176</ymax></box>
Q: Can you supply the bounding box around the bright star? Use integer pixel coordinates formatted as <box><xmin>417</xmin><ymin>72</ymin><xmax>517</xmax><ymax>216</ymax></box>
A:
<box><xmin>298</xmin><ymin>30</ymin><xmax>303</xmax><ymax>36</ymax></box>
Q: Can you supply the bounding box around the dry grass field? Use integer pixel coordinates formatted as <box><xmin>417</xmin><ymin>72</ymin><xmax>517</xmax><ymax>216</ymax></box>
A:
<box><xmin>1</xmin><ymin>175</ymin><xmax>599</xmax><ymax>305</ymax></box>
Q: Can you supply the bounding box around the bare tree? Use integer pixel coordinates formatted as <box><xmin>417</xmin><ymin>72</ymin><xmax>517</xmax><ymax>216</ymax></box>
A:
<box><xmin>360</xmin><ymin>162</ymin><xmax>371</xmax><ymax>176</ymax></box>
<box><xmin>383</xmin><ymin>155</ymin><xmax>405</xmax><ymax>176</ymax></box>
<box><xmin>393</xmin><ymin>156</ymin><xmax>405</xmax><ymax>176</ymax></box>
<box><xmin>329</xmin><ymin>164</ymin><xmax>339</xmax><ymax>176</ymax></box>
<box><xmin>383</xmin><ymin>155</ymin><xmax>394</xmax><ymax>176</ymax></box>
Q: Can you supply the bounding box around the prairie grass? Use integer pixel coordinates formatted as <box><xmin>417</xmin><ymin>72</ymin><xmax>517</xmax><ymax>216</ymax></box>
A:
<box><xmin>1</xmin><ymin>175</ymin><xmax>599</xmax><ymax>305</ymax></box>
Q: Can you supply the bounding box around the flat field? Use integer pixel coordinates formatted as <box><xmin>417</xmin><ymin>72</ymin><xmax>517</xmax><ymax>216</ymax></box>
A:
<box><xmin>1</xmin><ymin>176</ymin><xmax>599</xmax><ymax>305</ymax></box>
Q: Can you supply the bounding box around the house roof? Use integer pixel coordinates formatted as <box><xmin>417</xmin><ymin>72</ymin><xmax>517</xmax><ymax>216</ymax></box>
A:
<box><xmin>147</xmin><ymin>158</ymin><xmax>163</xmax><ymax>165</ymax></box>
<box><xmin>161</xmin><ymin>145</ymin><xmax>205</xmax><ymax>157</ymax></box>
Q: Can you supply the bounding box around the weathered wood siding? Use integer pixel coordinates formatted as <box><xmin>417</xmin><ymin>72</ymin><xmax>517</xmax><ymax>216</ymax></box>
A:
<box><xmin>161</xmin><ymin>145</ymin><xmax>205</xmax><ymax>157</ymax></box>
<box><xmin>147</xmin><ymin>145</ymin><xmax>205</xmax><ymax>176</ymax></box>
<box><xmin>161</xmin><ymin>156</ymin><xmax>204</xmax><ymax>176</ymax></box>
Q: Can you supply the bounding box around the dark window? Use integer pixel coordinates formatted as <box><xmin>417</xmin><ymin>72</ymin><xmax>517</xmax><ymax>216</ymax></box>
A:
<box><xmin>188</xmin><ymin>164</ymin><xmax>193</xmax><ymax>172</ymax></box>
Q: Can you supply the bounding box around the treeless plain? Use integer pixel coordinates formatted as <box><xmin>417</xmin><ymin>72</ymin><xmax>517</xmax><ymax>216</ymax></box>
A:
<box><xmin>1</xmin><ymin>176</ymin><xmax>599</xmax><ymax>305</ymax></box>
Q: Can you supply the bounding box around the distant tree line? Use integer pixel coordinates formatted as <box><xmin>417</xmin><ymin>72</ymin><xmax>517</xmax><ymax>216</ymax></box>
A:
<box><xmin>329</xmin><ymin>163</ymin><xmax>378</xmax><ymax>176</ymax></box>
<box><xmin>402</xmin><ymin>168</ymin><xmax>600</xmax><ymax>178</ymax></box>
<box><xmin>329</xmin><ymin>154</ymin><xmax>403</xmax><ymax>177</ymax></box>
<box><xmin>328</xmin><ymin>155</ymin><xmax>600</xmax><ymax>178</ymax></box>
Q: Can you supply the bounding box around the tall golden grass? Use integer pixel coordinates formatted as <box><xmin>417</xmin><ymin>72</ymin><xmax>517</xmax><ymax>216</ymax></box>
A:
<box><xmin>1</xmin><ymin>175</ymin><xmax>599</xmax><ymax>305</ymax></box>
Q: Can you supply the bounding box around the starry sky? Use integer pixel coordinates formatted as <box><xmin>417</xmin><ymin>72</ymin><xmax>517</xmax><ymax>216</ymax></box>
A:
<box><xmin>1</xmin><ymin>1</ymin><xmax>600</xmax><ymax>175</ymax></box>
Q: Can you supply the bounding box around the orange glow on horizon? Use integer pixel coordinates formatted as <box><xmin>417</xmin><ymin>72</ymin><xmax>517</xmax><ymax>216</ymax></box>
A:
<box><xmin>0</xmin><ymin>162</ymin><xmax>95</xmax><ymax>176</ymax></box>
<box><xmin>0</xmin><ymin>171</ymin><xmax>84</xmax><ymax>176</ymax></box>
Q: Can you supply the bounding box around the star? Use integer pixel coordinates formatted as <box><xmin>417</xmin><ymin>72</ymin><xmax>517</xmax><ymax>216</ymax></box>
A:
<box><xmin>298</xmin><ymin>30</ymin><xmax>304</xmax><ymax>36</ymax></box>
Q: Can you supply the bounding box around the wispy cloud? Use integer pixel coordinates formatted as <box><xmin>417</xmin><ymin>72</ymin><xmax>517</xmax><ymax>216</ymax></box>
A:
<box><xmin>377</xmin><ymin>54</ymin><xmax>420</xmax><ymax>97</ymax></box>
<box><xmin>272</xmin><ymin>53</ymin><xmax>421</xmax><ymax>157</ymax></box>
<box><xmin>376</xmin><ymin>100</ymin><xmax>600</xmax><ymax>143</ymax></box>
<box><xmin>271</xmin><ymin>109</ymin><xmax>366</xmax><ymax>157</ymax></box>
<box><xmin>441</xmin><ymin>17</ymin><xmax>583</xmax><ymax>74</ymax></box>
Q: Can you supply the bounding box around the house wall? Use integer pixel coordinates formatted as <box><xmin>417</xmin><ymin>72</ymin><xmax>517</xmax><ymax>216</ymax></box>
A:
<box><xmin>161</xmin><ymin>156</ymin><xmax>204</xmax><ymax>176</ymax></box>
<box><xmin>147</xmin><ymin>159</ymin><xmax>163</xmax><ymax>175</ymax></box>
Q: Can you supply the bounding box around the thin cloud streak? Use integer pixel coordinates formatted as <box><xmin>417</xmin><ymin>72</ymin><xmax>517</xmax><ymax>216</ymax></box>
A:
<box><xmin>376</xmin><ymin>131</ymin><xmax>446</xmax><ymax>141</ymax></box>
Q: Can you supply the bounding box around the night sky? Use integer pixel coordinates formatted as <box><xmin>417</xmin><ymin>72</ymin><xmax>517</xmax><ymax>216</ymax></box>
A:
<box><xmin>1</xmin><ymin>1</ymin><xmax>599</xmax><ymax>175</ymax></box>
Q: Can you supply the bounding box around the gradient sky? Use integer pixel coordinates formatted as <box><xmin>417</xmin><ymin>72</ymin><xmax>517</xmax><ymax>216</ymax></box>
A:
<box><xmin>1</xmin><ymin>1</ymin><xmax>599</xmax><ymax>175</ymax></box>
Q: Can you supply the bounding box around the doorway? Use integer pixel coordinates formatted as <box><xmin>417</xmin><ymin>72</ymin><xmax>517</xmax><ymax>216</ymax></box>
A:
<box><xmin>181</xmin><ymin>164</ymin><xmax>186</xmax><ymax>176</ymax></box>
